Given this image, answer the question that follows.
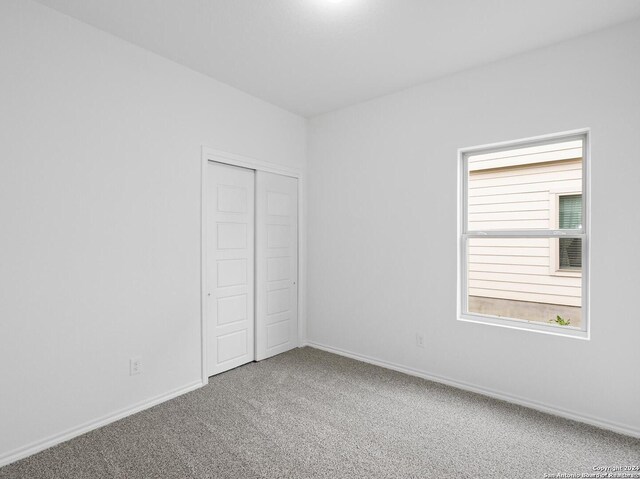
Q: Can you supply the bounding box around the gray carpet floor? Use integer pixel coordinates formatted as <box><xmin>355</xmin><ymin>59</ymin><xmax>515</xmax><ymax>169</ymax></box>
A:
<box><xmin>1</xmin><ymin>347</ymin><xmax>638</xmax><ymax>478</ymax></box>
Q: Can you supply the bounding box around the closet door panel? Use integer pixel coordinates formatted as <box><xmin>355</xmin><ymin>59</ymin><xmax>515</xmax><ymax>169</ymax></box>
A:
<box><xmin>256</xmin><ymin>172</ymin><xmax>298</xmax><ymax>360</ymax></box>
<box><xmin>207</xmin><ymin>162</ymin><xmax>255</xmax><ymax>376</ymax></box>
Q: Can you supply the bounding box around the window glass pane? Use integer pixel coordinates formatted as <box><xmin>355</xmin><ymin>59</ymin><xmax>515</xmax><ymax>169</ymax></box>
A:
<box><xmin>467</xmin><ymin>237</ymin><xmax>582</xmax><ymax>327</ymax></box>
<box><xmin>467</xmin><ymin>139</ymin><xmax>582</xmax><ymax>231</ymax></box>
<box><xmin>559</xmin><ymin>194</ymin><xmax>582</xmax><ymax>229</ymax></box>
<box><xmin>559</xmin><ymin>237</ymin><xmax>582</xmax><ymax>269</ymax></box>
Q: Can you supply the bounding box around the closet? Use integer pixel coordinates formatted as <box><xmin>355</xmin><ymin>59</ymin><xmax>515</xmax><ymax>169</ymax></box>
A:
<box><xmin>205</xmin><ymin>161</ymin><xmax>298</xmax><ymax>376</ymax></box>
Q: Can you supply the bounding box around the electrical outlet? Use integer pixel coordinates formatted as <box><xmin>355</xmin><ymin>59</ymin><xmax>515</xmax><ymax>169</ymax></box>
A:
<box><xmin>416</xmin><ymin>333</ymin><xmax>425</xmax><ymax>348</ymax></box>
<box><xmin>130</xmin><ymin>356</ymin><xmax>142</xmax><ymax>376</ymax></box>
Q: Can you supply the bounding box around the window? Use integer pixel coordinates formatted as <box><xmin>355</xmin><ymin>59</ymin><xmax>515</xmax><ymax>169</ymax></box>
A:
<box><xmin>459</xmin><ymin>131</ymin><xmax>589</xmax><ymax>338</ymax></box>
<box><xmin>558</xmin><ymin>195</ymin><xmax>582</xmax><ymax>270</ymax></box>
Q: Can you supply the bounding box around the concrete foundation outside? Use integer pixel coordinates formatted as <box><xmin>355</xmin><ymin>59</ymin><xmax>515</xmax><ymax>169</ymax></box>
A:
<box><xmin>468</xmin><ymin>296</ymin><xmax>582</xmax><ymax>328</ymax></box>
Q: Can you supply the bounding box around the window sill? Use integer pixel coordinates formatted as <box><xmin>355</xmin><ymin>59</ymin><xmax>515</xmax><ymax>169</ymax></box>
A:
<box><xmin>458</xmin><ymin>313</ymin><xmax>590</xmax><ymax>340</ymax></box>
<box><xmin>551</xmin><ymin>269</ymin><xmax>582</xmax><ymax>278</ymax></box>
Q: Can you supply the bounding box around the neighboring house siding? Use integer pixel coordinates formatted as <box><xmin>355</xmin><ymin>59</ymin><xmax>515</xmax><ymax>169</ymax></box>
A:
<box><xmin>468</xmin><ymin>153</ymin><xmax>582</xmax><ymax>308</ymax></box>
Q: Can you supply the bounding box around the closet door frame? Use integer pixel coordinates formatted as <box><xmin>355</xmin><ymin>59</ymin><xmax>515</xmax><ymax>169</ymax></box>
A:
<box><xmin>200</xmin><ymin>147</ymin><xmax>305</xmax><ymax>385</ymax></box>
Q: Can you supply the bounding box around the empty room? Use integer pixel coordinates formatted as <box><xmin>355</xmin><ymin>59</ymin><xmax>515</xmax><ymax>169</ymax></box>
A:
<box><xmin>1</xmin><ymin>0</ymin><xmax>640</xmax><ymax>477</ymax></box>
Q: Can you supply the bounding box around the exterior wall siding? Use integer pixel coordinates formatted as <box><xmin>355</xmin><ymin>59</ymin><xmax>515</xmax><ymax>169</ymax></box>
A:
<box><xmin>468</xmin><ymin>156</ymin><xmax>582</xmax><ymax>308</ymax></box>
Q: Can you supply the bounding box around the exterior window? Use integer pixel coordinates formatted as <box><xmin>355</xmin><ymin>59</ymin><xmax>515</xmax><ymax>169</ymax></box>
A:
<box><xmin>459</xmin><ymin>131</ymin><xmax>589</xmax><ymax>338</ymax></box>
<box><xmin>559</xmin><ymin>194</ymin><xmax>582</xmax><ymax>270</ymax></box>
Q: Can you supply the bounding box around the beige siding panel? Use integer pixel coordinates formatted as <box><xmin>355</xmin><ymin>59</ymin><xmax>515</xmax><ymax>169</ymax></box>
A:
<box><xmin>468</xmin><ymin>140</ymin><xmax>581</xmax><ymax>162</ymax></box>
<box><xmin>468</xmin><ymin>160</ymin><xmax>581</xmax><ymax>180</ymax></box>
<box><xmin>469</xmin><ymin>167</ymin><xmax>581</xmax><ymax>189</ymax></box>
<box><xmin>468</xmin><ymin>263</ymin><xmax>551</xmax><ymax>275</ymax></box>
<box><xmin>469</xmin><ymin>246</ymin><xmax>549</xmax><ymax>257</ymax></box>
<box><xmin>468</xmin><ymin>237</ymin><xmax>549</xmax><ymax>247</ymax></box>
<box><xmin>469</xmin><ymin>150</ymin><xmax>581</xmax><ymax>171</ymax></box>
<box><xmin>468</xmin><ymin>220</ymin><xmax>549</xmax><ymax>230</ymax></box>
<box><xmin>468</xmin><ymin>271</ymin><xmax>581</xmax><ymax>287</ymax></box>
<box><xmin>469</xmin><ymin>255</ymin><xmax>549</xmax><ymax>266</ymax></box>
<box><xmin>471</xmin><ymin>200</ymin><xmax>550</xmax><ymax>213</ymax></box>
<box><xmin>469</xmin><ymin>288</ymin><xmax>582</xmax><ymax>307</ymax></box>
<box><xmin>468</xmin><ymin>140</ymin><xmax>582</xmax><ymax>171</ymax></box>
<box><xmin>469</xmin><ymin>210</ymin><xmax>549</xmax><ymax>221</ymax></box>
<box><xmin>469</xmin><ymin>191</ymin><xmax>549</xmax><ymax>205</ymax></box>
<box><xmin>468</xmin><ymin>179</ymin><xmax>582</xmax><ymax>197</ymax></box>
<box><xmin>470</xmin><ymin>279</ymin><xmax>579</xmax><ymax>296</ymax></box>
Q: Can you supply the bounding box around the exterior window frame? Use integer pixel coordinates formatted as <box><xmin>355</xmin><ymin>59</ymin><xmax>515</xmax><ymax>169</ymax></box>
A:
<box><xmin>457</xmin><ymin>129</ymin><xmax>590</xmax><ymax>339</ymax></box>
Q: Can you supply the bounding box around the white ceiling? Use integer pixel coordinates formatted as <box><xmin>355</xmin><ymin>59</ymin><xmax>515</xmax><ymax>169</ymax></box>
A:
<box><xmin>34</xmin><ymin>0</ymin><xmax>640</xmax><ymax>117</ymax></box>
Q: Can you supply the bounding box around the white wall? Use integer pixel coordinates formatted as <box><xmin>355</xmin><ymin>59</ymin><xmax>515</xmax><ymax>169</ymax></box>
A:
<box><xmin>0</xmin><ymin>0</ymin><xmax>306</xmax><ymax>464</ymax></box>
<box><xmin>307</xmin><ymin>19</ymin><xmax>640</xmax><ymax>435</ymax></box>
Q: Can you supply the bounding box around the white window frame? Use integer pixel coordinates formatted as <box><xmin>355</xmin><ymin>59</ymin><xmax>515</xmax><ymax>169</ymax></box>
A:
<box><xmin>457</xmin><ymin>129</ymin><xmax>590</xmax><ymax>339</ymax></box>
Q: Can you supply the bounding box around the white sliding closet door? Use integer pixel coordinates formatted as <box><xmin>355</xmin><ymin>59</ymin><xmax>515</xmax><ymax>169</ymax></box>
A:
<box><xmin>206</xmin><ymin>162</ymin><xmax>255</xmax><ymax>376</ymax></box>
<box><xmin>255</xmin><ymin>172</ymin><xmax>298</xmax><ymax>360</ymax></box>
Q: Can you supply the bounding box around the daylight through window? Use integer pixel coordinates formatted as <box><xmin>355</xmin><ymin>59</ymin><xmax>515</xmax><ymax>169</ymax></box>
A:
<box><xmin>460</xmin><ymin>132</ymin><xmax>589</xmax><ymax>337</ymax></box>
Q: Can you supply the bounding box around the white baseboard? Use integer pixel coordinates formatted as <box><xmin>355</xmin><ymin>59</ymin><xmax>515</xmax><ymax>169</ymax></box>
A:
<box><xmin>304</xmin><ymin>341</ymin><xmax>639</xmax><ymax>439</ymax></box>
<box><xmin>0</xmin><ymin>380</ymin><xmax>204</xmax><ymax>468</ymax></box>
<box><xmin>3</xmin><ymin>344</ymin><xmax>636</xmax><ymax>469</ymax></box>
